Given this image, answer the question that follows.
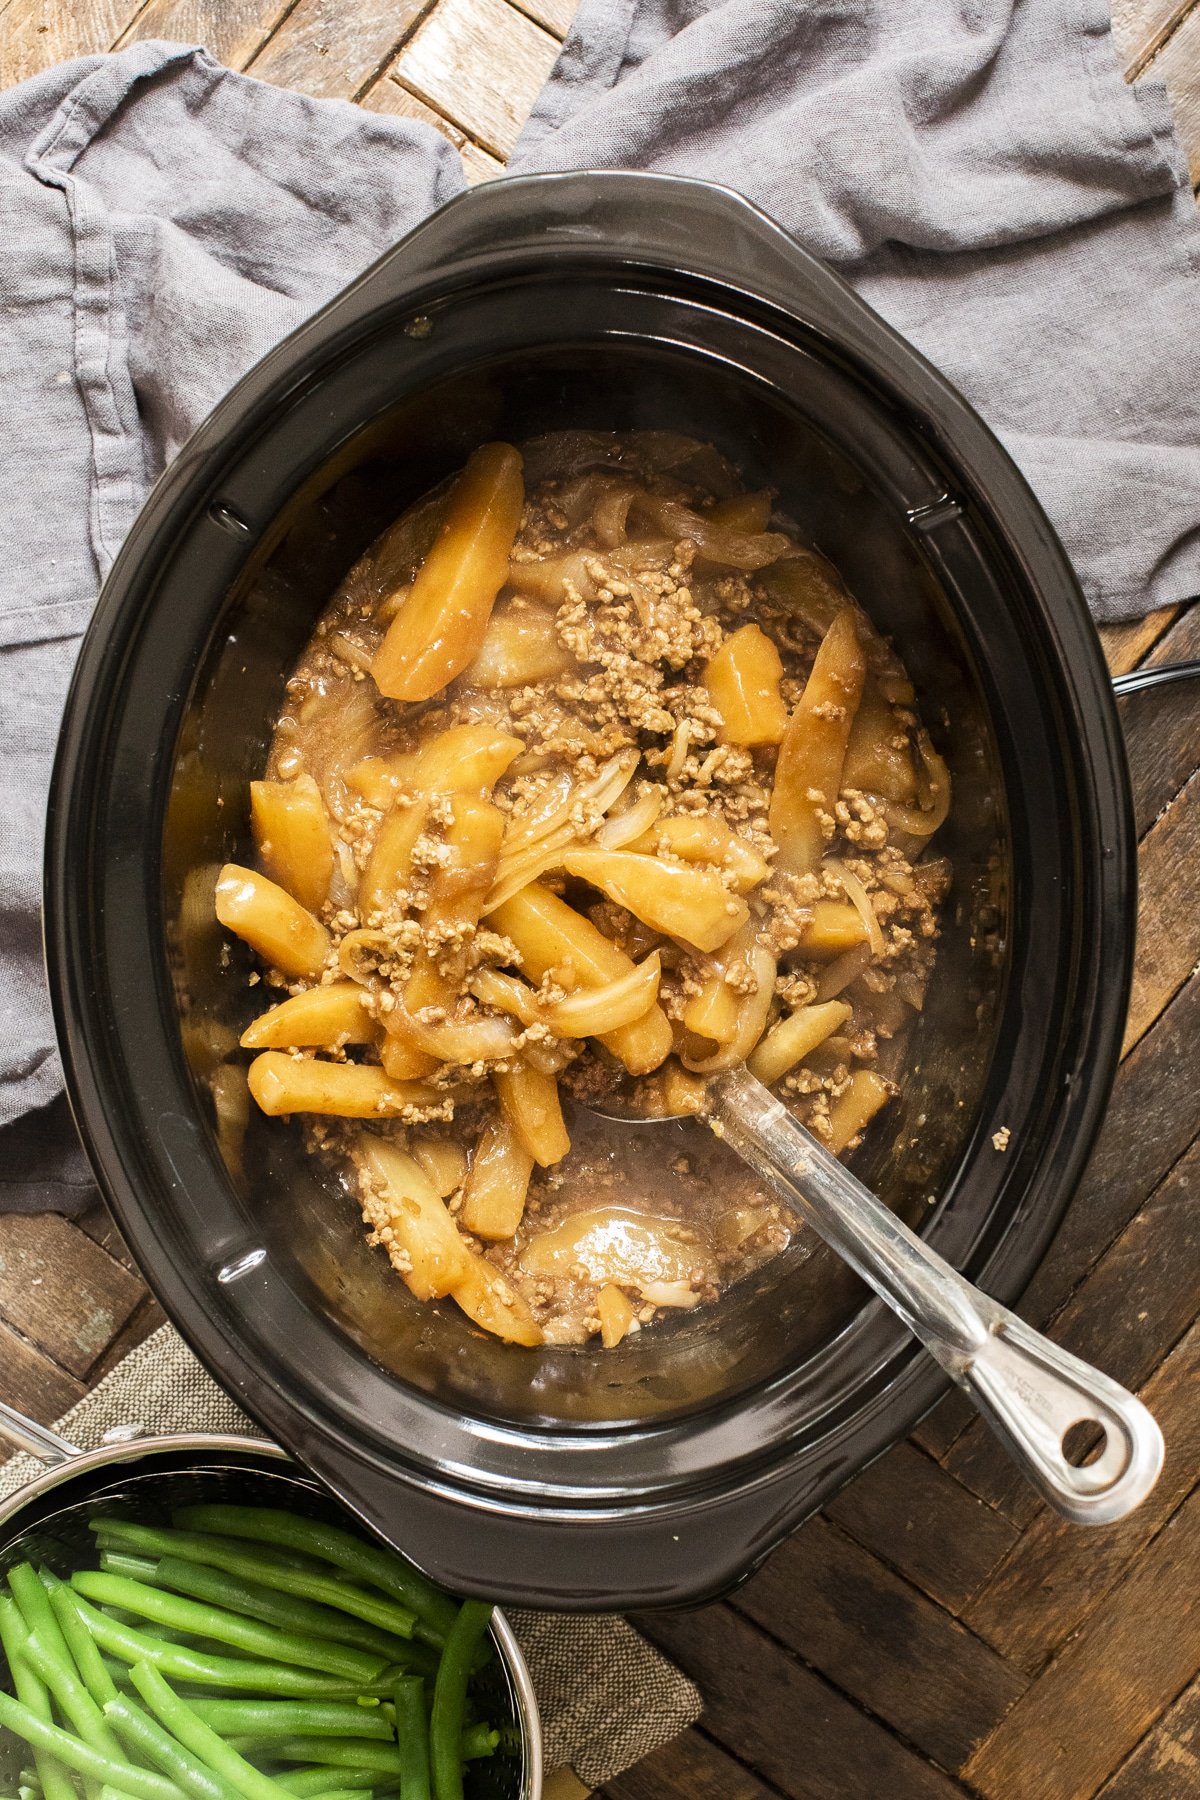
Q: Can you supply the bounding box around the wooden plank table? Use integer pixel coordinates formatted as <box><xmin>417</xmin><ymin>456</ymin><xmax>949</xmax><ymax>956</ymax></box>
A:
<box><xmin>2</xmin><ymin>2</ymin><xmax>1199</xmax><ymax>1794</ymax></box>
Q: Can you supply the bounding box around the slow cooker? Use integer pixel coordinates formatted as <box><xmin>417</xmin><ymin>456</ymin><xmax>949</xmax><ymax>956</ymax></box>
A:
<box><xmin>45</xmin><ymin>172</ymin><xmax>1134</xmax><ymax>1608</ymax></box>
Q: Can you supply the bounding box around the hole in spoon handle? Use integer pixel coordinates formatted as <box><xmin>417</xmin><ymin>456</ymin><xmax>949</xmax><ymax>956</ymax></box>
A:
<box><xmin>960</xmin><ymin>1313</ymin><xmax>1164</xmax><ymax>1524</ymax></box>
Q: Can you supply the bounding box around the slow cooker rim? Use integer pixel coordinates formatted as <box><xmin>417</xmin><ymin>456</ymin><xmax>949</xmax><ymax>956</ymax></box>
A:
<box><xmin>43</xmin><ymin>173</ymin><xmax>1135</xmax><ymax>1599</ymax></box>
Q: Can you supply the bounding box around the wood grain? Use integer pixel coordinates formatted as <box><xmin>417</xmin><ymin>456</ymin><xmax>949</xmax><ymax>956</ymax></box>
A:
<box><xmin>1151</xmin><ymin>3</ymin><xmax>1200</xmax><ymax>177</ymax></box>
<box><xmin>822</xmin><ymin>1439</ymin><xmax>1019</xmax><ymax>1614</ymax></box>
<box><xmin>246</xmin><ymin>0</ymin><xmax>431</xmax><ymax>100</ymax></box>
<box><xmin>731</xmin><ymin>1514</ymin><xmax>1026</xmax><ymax>1769</ymax></box>
<box><xmin>116</xmin><ymin>0</ymin><xmax>292</xmax><ymax>68</ymax></box>
<box><xmin>0</xmin><ymin>1320</ymin><xmax>87</xmax><ymax>1446</ymax></box>
<box><xmin>632</xmin><ymin>1604</ymin><xmax>964</xmax><ymax>1800</ymax></box>
<box><xmin>0</xmin><ymin>1212</ymin><xmax>143</xmax><ymax>1378</ymax></box>
<box><xmin>1111</xmin><ymin>0</ymin><xmax>1200</xmax><ymax>74</ymax></box>
<box><xmin>0</xmin><ymin>0</ymin><xmax>144</xmax><ymax>81</ymax></box>
<box><xmin>1099</xmin><ymin>1672</ymin><xmax>1200</xmax><ymax>1798</ymax></box>
<box><xmin>600</xmin><ymin>1728</ymin><xmax>778</xmax><ymax>1800</ymax></box>
<box><xmin>1122</xmin><ymin>766</ymin><xmax>1200</xmax><ymax>1052</ymax></box>
<box><xmin>1121</xmin><ymin>604</ymin><xmax>1200</xmax><ymax>835</ymax></box>
<box><xmin>964</xmin><ymin>1308</ymin><xmax>1200</xmax><ymax>1673</ymax></box>
<box><xmin>390</xmin><ymin>0</ymin><xmax>560</xmax><ymax>155</ymax></box>
<box><xmin>359</xmin><ymin>74</ymin><xmax>503</xmax><ymax>182</ymax></box>
<box><xmin>964</xmin><ymin>1481</ymin><xmax>1200</xmax><ymax>1800</ymax></box>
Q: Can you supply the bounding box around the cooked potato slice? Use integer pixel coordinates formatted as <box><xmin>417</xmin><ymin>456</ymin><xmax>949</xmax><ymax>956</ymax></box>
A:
<box><xmin>250</xmin><ymin>775</ymin><xmax>335</xmax><ymax>914</ymax></box>
<box><xmin>704</xmin><ymin>623</ymin><xmax>788</xmax><ymax>747</ymax></box>
<box><xmin>450</xmin><ymin>1253</ymin><xmax>543</xmax><ymax>1346</ymax></box>
<box><xmin>356</xmin><ymin>1136</ymin><xmax>473</xmax><ymax>1300</ymax></box>
<box><xmin>410</xmin><ymin>1135</ymin><xmax>469</xmax><ymax>1198</ymax></box>
<box><xmin>489</xmin><ymin>882</ymin><xmax>673</xmax><ymax>1076</ymax></box>
<box><xmin>828</xmin><ymin>1069</ymin><xmax>894</xmax><ymax>1154</ymax></box>
<box><xmin>247</xmin><ymin>1053</ymin><xmax>438</xmax><ymax>1118</ymax></box>
<box><xmin>799</xmin><ymin>900</ymin><xmax>871</xmax><ymax>958</ymax></box>
<box><xmin>458</xmin><ymin>1113</ymin><xmax>534</xmax><ymax>1239</ymax></box>
<box><xmin>597</xmin><ymin>1283</ymin><xmax>637</xmax><ymax>1348</ymax></box>
<box><xmin>748</xmin><ymin>1000</ymin><xmax>853</xmax><ymax>1087</ymax></box>
<box><xmin>706</xmin><ymin>491</ymin><xmax>773</xmax><ymax>535</ymax></box>
<box><xmin>372</xmin><ymin>443</ymin><xmax>525</xmax><ymax>701</ymax></box>
<box><xmin>402</xmin><ymin>793</ymin><xmax>505</xmax><ymax>1016</ymax></box>
<box><xmin>462</xmin><ymin>597</ymin><xmax>577</xmax><ymax>689</ymax></box>
<box><xmin>769</xmin><ymin>609</ymin><xmax>866</xmax><ymax>873</ymax></box>
<box><xmin>561</xmin><ymin>847</ymin><xmax>748</xmax><ymax>954</ymax></box>
<box><xmin>347</xmin><ymin>724</ymin><xmax>524</xmax><ymax>810</ymax></box>
<box><xmin>632</xmin><ymin>813</ymin><xmax>769</xmax><ymax>892</ymax></box>
<box><xmin>493</xmin><ymin>1063</ymin><xmax>570</xmax><ymax>1167</ymax></box>
<box><xmin>215</xmin><ymin>865</ymin><xmax>330</xmax><ymax>979</ymax></box>
<box><xmin>240</xmin><ymin>981</ymin><xmax>378</xmax><ymax>1050</ymax></box>
<box><xmin>359</xmin><ymin>799</ymin><xmax>429</xmax><ymax>923</ymax></box>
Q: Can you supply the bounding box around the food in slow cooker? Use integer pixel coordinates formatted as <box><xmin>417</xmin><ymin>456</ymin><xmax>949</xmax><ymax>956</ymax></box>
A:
<box><xmin>212</xmin><ymin>431</ymin><xmax>952</xmax><ymax>1349</ymax></box>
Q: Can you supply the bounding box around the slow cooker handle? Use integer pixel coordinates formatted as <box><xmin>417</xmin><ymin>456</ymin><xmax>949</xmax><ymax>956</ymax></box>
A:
<box><xmin>711</xmin><ymin>1068</ymin><xmax>1165</xmax><ymax>1526</ymax></box>
<box><xmin>0</xmin><ymin>1400</ymin><xmax>82</xmax><ymax>1466</ymax></box>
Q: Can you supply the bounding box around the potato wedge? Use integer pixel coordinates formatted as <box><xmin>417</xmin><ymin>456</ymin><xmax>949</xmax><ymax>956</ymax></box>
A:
<box><xmin>770</xmin><ymin>608</ymin><xmax>866</xmax><ymax>873</ymax></box>
<box><xmin>450</xmin><ymin>1253</ymin><xmax>543</xmax><ymax>1346</ymax></box>
<box><xmin>597</xmin><ymin>1283</ymin><xmax>637</xmax><ymax>1348</ymax></box>
<box><xmin>748</xmin><ymin>1000</ymin><xmax>853</xmax><ymax>1087</ymax></box>
<box><xmin>215</xmin><ymin>865</ymin><xmax>329</xmax><ymax>979</ymax></box>
<box><xmin>488</xmin><ymin>882</ymin><xmax>673</xmax><ymax>1075</ymax></box>
<box><xmin>462</xmin><ymin>597</ymin><xmax>577</xmax><ymax>689</ymax></box>
<box><xmin>410</xmin><ymin>1135</ymin><xmax>469</xmax><ymax>1197</ymax></box>
<box><xmin>251</xmin><ymin>775</ymin><xmax>335</xmax><ymax>914</ymax></box>
<box><xmin>561</xmin><ymin>847</ymin><xmax>748</xmax><ymax>954</ymax></box>
<box><xmin>828</xmin><ymin>1069</ymin><xmax>894</xmax><ymax>1154</ymax></box>
<box><xmin>240</xmin><ymin>981</ymin><xmax>378</xmax><ymax>1050</ymax></box>
<box><xmin>372</xmin><ymin>443</ymin><xmax>525</xmax><ymax>701</ymax></box>
<box><xmin>248</xmin><ymin>1053</ymin><xmax>438</xmax><ymax>1118</ymax></box>
<box><xmin>459</xmin><ymin>1113</ymin><xmax>534</xmax><ymax>1240</ymax></box>
<box><xmin>632</xmin><ymin>813</ymin><xmax>769</xmax><ymax>892</ymax></box>
<box><xmin>493</xmin><ymin>1063</ymin><xmax>570</xmax><ymax>1167</ymax></box>
<box><xmin>359</xmin><ymin>798</ymin><xmax>429</xmax><ymax>923</ymax></box>
<box><xmin>704</xmin><ymin>623</ymin><xmax>788</xmax><ymax>747</ymax></box>
<box><xmin>356</xmin><ymin>1136</ymin><xmax>473</xmax><ymax>1300</ymax></box>
<box><xmin>347</xmin><ymin>724</ymin><xmax>523</xmax><ymax>810</ymax></box>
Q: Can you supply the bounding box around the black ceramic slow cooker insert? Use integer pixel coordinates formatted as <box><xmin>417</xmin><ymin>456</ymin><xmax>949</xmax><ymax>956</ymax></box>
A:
<box><xmin>45</xmin><ymin>173</ymin><xmax>1134</xmax><ymax>1609</ymax></box>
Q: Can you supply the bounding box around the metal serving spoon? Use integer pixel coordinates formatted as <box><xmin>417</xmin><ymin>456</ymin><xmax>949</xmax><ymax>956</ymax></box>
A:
<box><xmin>594</xmin><ymin>1064</ymin><xmax>1163</xmax><ymax>1524</ymax></box>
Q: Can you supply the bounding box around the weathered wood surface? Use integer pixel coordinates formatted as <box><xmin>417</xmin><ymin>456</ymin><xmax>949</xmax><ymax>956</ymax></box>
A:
<box><xmin>1</xmin><ymin>1</ymin><xmax>1198</xmax><ymax>1794</ymax></box>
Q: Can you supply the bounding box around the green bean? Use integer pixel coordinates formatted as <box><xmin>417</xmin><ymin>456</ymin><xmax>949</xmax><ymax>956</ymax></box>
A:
<box><xmin>72</xmin><ymin>1578</ymin><xmax>382</xmax><ymax>1687</ymax></box>
<box><xmin>429</xmin><ymin>1605</ymin><xmax>491</xmax><ymax>1800</ymax></box>
<box><xmin>0</xmin><ymin>1594</ymin><xmax>79</xmax><ymax>1800</ymax></box>
<box><xmin>150</xmin><ymin>1564</ymin><xmax>411</xmax><ymax>1673</ymax></box>
<box><xmin>457</xmin><ymin>1725</ymin><xmax>497</xmax><ymax>1764</ymax></box>
<box><xmin>184</xmin><ymin>1705</ymin><xmax>392</xmax><ymax>1743</ymax></box>
<box><xmin>64</xmin><ymin>1592</ymin><xmax>387</xmax><ymax>1699</ymax></box>
<box><xmin>43</xmin><ymin>1578</ymin><xmax>119</xmax><ymax>1710</ymax></box>
<box><xmin>19</xmin><ymin>1632</ymin><xmax>123</xmax><ymax>1759</ymax></box>
<box><xmin>100</xmin><ymin>1788</ymin><xmax>164</xmax><ymax>1800</ymax></box>
<box><xmin>7</xmin><ymin>1568</ymin><xmax>76</xmax><ymax>1676</ymax></box>
<box><xmin>97</xmin><ymin>1556</ymin><xmax>159</xmax><ymax>1584</ymax></box>
<box><xmin>391</xmin><ymin>1679</ymin><xmax>428</xmax><ymax>1800</ymax></box>
<box><xmin>170</xmin><ymin>1514</ymin><xmax>454</xmax><ymax>1645</ymax></box>
<box><xmin>0</xmin><ymin>1690</ymin><xmax>185</xmax><ymax>1800</ymax></box>
<box><xmin>103</xmin><ymin>1698</ymin><xmax>238</xmax><ymax>1800</ymax></box>
<box><xmin>128</xmin><ymin>1663</ymin><xmax>291</xmax><ymax>1800</ymax></box>
<box><xmin>220</xmin><ymin>1745</ymin><xmax>399</xmax><ymax>1775</ymax></box>
<box><xmin>273</xmin><ymin>1773</ymin><xmax>377</xmax><ymax>1797</ymax></box>
<box><xmin>90</xmin><ymin>1532</ymin><xmax>417</xmax><ymax>1652</ymax></box>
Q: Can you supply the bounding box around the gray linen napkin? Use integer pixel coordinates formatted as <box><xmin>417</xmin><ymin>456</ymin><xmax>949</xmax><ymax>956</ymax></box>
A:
<box><xmin>0</xmin><ymin>8</ymin><xmax>1197</xmax><ymax>1200</ymax></box>
<box><xmin>0</xmin><ymin>1324</ymin><xmax>702</xmax><ymax>1789</ymax></box>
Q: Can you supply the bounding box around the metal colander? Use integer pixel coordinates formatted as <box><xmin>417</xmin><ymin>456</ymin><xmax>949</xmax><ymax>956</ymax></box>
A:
<box><xmin>0</xmin><ymin>1414</ymin><xmax>540</xmax><ymax>1800</ymax></box>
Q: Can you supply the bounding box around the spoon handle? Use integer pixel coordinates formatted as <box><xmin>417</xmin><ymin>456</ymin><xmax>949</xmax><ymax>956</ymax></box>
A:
<box><xmin>710</xmin><ymin>1066</ymin><xmax>1163</xmax><ymax>1524</ymax></box>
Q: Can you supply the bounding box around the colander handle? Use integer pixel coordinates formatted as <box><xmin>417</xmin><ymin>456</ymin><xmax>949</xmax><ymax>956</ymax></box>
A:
<box><xmin>709</xmin><ymin>1067</ymin><xmax>1165</xmax><ymax>1525</ymax></box>
<box><xmin>0</xmin><ymin>1399</ymin><xmax>81</xmax><ymax>1465</ymax></box>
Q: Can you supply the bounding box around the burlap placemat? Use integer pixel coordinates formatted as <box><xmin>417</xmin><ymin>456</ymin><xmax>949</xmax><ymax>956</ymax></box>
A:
<box><xmin>0</xmin><ymin>1325</ymin><xmax>700</xmax><ymax>1794</ymax></box>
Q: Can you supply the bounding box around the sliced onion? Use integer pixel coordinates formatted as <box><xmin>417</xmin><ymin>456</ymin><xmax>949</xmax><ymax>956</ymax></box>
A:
<box><xmin>592</xmin><ymin>482</ymin><xmax>637</xmax><ymax>547</ymax></box>
<box><xmin>543</xmin><ymin>953</ymin><xmax>662</xmax><ymax>1037</ymax></box>
<box><xmin>825</xmin><ymin>858</ymin><xmax>886</xmax><ymax>957</ymax></box>
<box><xmin>469</xmin><ymin>967</ymin><xmax>541</xmax><ymax>1026</ymax></box>
<box><xmin>629</xmin><ymin>492</ymin><xmax>792</xmax><ymax>570</ymax></box>
<box><xmin>682</xmin><ymin>944</ymin><xmax>778</xmax><ymax>1074</ymax></box>
<box><xmin>814</xmin><ymin>942</ymin><xmax>874</xmax><ymax>1002</ymax></box>
<box><xmin>597</xmin><ymin>785</ymin><xmax>665</xmax><ymax>850</ymax></box>
<box><xmin>386</xmin><ymin>1004</ymin><xmax>518</xmax><ymax>1065</ymax></box>
<box><xmin>665</xmin><ymin>719</ymin><xmax>692</xmax><ymax>783</ymax></box>
<box><xmin>879</xmin><ymin>732</ymin><xmax>951</xmax><ymax>839</ymax></box>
